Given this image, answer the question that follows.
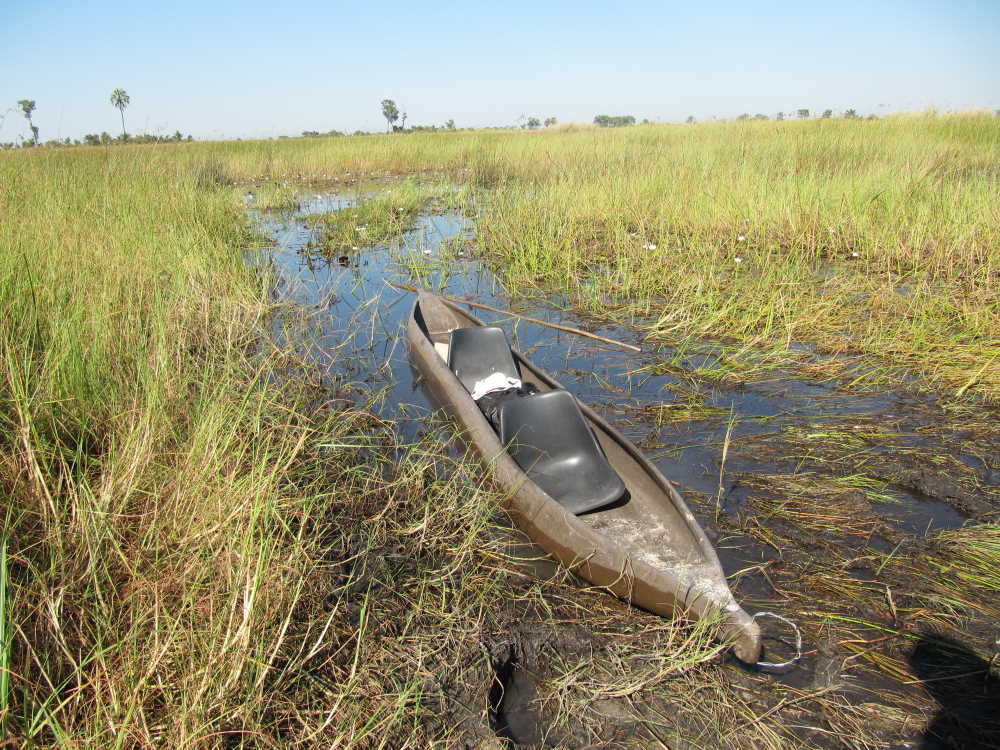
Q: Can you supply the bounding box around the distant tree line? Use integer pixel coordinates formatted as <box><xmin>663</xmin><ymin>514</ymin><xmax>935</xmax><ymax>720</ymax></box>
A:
<box><xmin>301</xmin><ymin>129</ymin><xmax>345</xmax><ymax>138</ymax></box>
<box><xmin>407</xmin><ymin>119</ymin><xmax>462</xmax><ymax>132</ymax></box>
<box><xmin>376</xmin><ymin>99</ymin><xmax>558</xmax><ymax>133</ymax></box>
<box><xmin>593</xmin><ymin>114</ymin><xmax>636</xmax><ymax>127</ymax></box>
<box><xmin>2</xmin><ymin>131</ymin><xmax>194</xmax><ymax>150</ymax></box>
<box><xmin>7</xmin><ymin>89</ymin><xmax>951</xmax><ymax>149</ymax></box>
<box><xmin>692</xmin><ymin>108</ymin><xmax>876</xmax><ymax>124</ymax></box>
<box><xmin>1</xmin><ymin>89</ymin><xmax>195</xmax><ymax>149</ymax></box>
<box><xmin>519</xmin><ymin>116</ymin><xmax>557</xmax><ymax>129</ymax></box>
<box><xmin>82</xmin><ymin>131</ymin><xmax>193</xmax><ymax>145</ymax></box>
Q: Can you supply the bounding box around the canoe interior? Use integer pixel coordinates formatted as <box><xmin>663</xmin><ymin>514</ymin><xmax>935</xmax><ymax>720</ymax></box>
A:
<box><xmin>414</xmin><ymin>295</ymin><xmax>710</xmax><ymax>573</ymax></box>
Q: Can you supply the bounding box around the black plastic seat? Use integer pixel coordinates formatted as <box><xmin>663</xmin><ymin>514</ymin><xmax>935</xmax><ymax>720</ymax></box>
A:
<box><xmin>497</xmin><ymin>389</ymin><xmax>626</xmax><ymax>515</ymax></box>
<box><xmin>448</xmin><ymin>327</ymin><xmax>521</xmax><ymax>395</ymax></box>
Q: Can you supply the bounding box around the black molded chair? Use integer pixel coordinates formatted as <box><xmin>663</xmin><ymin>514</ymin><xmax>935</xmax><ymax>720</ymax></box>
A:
<box><xmin>448</xmin><ymin>327</ymin><xmax>521</xmax><ymax>395</ymax></box>
<box><xmin>497</xmin><ymin>389</ymin><xmax>626</xmax><ymax>515</ymax></box>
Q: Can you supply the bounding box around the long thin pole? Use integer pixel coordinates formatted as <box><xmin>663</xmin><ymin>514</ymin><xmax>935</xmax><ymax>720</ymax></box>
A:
<box><xmin>387</xmin><ymin>282</ymin><xmax>642</xmax><ymax>353</ymax></box>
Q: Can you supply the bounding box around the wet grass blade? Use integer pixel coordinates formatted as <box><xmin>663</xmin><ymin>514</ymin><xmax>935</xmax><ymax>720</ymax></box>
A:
<box><xmin>0</xmin><ymin>532</ymin><xmax>8</xmax><ymax>736</ymax></box>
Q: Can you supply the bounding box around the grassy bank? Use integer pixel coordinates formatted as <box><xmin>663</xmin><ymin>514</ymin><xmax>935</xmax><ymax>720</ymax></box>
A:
<box><xmin>0</xmin><ymin>146</ymin><xmax>327</xmax><ymax>743</ymax></box>
<box><xmin>1</xmin><ymin>148</ymin><xmax>319</xmax><ymax>742</ymax></box>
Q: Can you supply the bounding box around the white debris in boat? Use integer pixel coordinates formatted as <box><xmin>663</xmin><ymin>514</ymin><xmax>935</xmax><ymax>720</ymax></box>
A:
<box><xmin>434</xmin><ymin>342</ymin><xmax>450</xmax><ymax>361</ymax></box>
<box><xmin>470</xmin><ymin>372</ymin><xmax>522</xmax><ymax>401</ymax></box>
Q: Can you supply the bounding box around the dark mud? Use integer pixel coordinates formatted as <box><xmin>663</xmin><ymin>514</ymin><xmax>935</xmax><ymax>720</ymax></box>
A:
<box><xmin>251</xmin><ymin>183</ymin><xmax>1000</xmax><ymax>749</ymax></box>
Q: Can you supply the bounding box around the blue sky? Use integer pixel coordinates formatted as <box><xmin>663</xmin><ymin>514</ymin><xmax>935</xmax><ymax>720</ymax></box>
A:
<box><xmin>1</xmin><ymin>0</ymin><xmax>997</xmax><ymax>141</ymax></box>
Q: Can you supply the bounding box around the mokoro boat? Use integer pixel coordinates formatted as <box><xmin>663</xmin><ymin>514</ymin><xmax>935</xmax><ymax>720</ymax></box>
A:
<box><xmin>406</xmin><ymin>290</ymin><xmax>761</xmax><ymax>663</ymax></box>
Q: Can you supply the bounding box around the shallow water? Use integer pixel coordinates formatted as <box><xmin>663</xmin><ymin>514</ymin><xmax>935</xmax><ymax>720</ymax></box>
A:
<box><xmin>252</xmin><ymin>189</ymin><xmax>975</xmax><ymax>549</ymax></box>
<box><xmin>259</xmin><ymin>191</ymin><xmax>988</xmax><ymax>580</ymax></box>
<box><xmin>249</xmin><ymin>186</ymin><xmax>997</xmax><ymax>746</ymax></box>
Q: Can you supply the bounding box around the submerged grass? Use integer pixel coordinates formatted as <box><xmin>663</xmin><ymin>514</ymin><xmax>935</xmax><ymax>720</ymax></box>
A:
<box><xmin>303</xmin><ymin>178</ymin><xmax>466</xmax><ymax>255</ymax></box>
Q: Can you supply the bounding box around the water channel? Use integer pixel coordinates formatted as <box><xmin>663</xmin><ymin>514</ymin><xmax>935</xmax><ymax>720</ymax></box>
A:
<box><xmin>247</xmin><ymin>182</ymin><xmax>997</xmax><ymax>745</ymax></box>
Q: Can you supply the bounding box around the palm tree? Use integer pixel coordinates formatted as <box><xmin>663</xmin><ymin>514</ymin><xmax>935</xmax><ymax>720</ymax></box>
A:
<box><xmin>110</xmin><ymin>89</ymin><xmax>130</xmax><ymax>139</ymax></box>
<box><xmin>381</xmin><ymin>99</ymin><xmax>399</xmax><ymax>131</ymax></box>
<box><xmin>17</xmin><ymin>100</ymin><xmax>38</xmax><ymax>145</ymax></box>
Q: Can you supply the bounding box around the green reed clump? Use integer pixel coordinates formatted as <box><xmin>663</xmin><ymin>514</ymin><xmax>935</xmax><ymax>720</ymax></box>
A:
<box><xmin>304</xmin><ymin>179</ymin><xmax>453</xmax><ymax>253</ymax></box>
<box><xmin>252</xmin><ymin>180</ymin><xmax>299</xmax><ymax>210</ymax></box>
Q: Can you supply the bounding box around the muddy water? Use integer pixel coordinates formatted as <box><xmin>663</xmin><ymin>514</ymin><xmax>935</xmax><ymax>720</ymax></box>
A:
<box><xmin>251</xmin><ymin>186</ymin><xmax>998</xmax><ymax>745</ymax></box>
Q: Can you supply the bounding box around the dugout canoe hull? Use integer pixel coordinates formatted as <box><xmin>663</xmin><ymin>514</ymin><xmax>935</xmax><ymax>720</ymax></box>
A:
<box><xmin>406</xmin><ymin>290</ymin><xmax>761</xmax><ymax>663</ymax></box>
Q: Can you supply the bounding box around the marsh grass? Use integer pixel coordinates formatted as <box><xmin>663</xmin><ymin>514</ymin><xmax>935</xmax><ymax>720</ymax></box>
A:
<box><xmin>469</xmin><ymin>115</ymin><xmax>998</xmax><ymax>400</ymax></box>
<box><xmin>693</xmin><ymin>390</ymin><xmax>1000</xmax><ymax>734</ymax></box>
<box><xmin>3</xmin><ymin>116</ymin><xmax>998</xmax><ymax>748</ymax></box>
<box><xmin>797</xmin><ymin>523</ymin><xmax>1000</xmax><ymax>686</ymax></box>
<box><xmin>150</xmin><ymin>115</ymin><xmax>999</xmax><ymax>398</ymax></box>
<box><xmin>0</xmin><ymin>146</ymin><xmax>738</xmax><ymax>747</ymax></box>
<box><xmin>719</xmin><ymin>462</ymin><xmax>999</xmax><ymax>722</ymax></box>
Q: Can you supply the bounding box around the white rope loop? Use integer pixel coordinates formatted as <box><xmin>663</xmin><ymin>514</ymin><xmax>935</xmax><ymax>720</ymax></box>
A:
<box><xmin>752</xmin><ymin>612</ymin><xmax>803</xmax><ymax>670</ymax></box>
